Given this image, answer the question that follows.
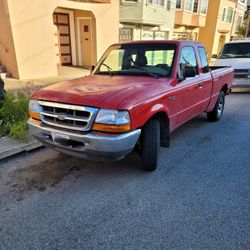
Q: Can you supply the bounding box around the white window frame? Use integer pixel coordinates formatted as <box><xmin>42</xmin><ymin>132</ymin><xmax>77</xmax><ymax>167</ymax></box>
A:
<box><xmin>200</xmin><ymin>0</ymin><xmax>208</xmax><ymax>15</ymax></box>
<box><xmin>222</xmin><ymin>7</ymin><xmax>234</xmax><ymax>23</ymax></box>
<box><xmin>147</xmin><ymin>0</ymin><xmax>165</xmax><ymax>7</ymax></box>
<box><xmin>184</xmin><ymin>0</ymin><xmax>194</xmax><ymax>12</ymax></box>
<box><xmin>121</xmin><ymin>0</ymin><xmax>140</xmax><ymax>5</ymax></box>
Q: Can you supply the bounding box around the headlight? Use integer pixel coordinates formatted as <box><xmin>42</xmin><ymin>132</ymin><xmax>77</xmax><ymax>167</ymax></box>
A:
<box><xmin>95</xmin><ymin>109</ymin><xmax>130</xmax><ymax>125</ymax></box>
<box><xmin>29</xmin><ymin>99</ymin><xmax>42</xmax><ymax>120</ymax></box>
<box><xmin>92</xmin><ymin>109</ymin><xmax>131</xmax><ymax>133</ymax></box>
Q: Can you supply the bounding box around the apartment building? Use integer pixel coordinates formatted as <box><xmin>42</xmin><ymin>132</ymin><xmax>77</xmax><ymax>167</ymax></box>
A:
<box><xmin>0</xmin><ymin>0</ymin><xmax>119</xmax><ymax>79</ymax></box>
<box><xmin>173</xmin><ymin>0</ymin><xmax>209</xmax><ymax>40</ymax></box>
<box><xmin>231</xmin><ymin>0</ymin><xmax>247</xmax><ymax>39</ymax></box>
<box><xmin>119</xmin><ymin>0</ymin><xmax>175</xmax><ymax>42</ymax></box>
<box><xmin>199</xmin><ymin>0</ymin><xmax>237</xmax><ymax>59</ymax></box>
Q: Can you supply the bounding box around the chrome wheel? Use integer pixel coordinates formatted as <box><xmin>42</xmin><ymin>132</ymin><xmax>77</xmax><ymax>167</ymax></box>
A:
<box><xmin>217</xmin><ymin>95</ymin><xmax>224</xmax><ymax>116</ymax></box>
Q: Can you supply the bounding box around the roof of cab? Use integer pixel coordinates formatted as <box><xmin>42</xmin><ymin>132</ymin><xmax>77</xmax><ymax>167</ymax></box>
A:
<box><xmin>111</xmin><ymin>40</ymin><xmax>204</xmax><ymax>47</ymax></box>
<box><xmin>224</xmin><ymin>39</ymin><xmax>250</xmax><ymax>44</ymax></box>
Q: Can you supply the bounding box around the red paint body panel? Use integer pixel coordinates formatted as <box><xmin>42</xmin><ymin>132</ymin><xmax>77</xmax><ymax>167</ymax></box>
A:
<box><xmin>32</xmin><ymin>41</ymin><xmax>234</xmax><ymax>132</ymax></box>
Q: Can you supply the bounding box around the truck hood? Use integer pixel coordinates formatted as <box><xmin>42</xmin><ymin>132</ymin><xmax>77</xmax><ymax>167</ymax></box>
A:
<box><xmin>213</xmin><ymin>58</ymin><xmax>250</xmax><ymax>69</ymax></box>
<box><xmin>32</xmin><ymin>75</ymin><xmax>170</xmax><ymax>109</ymax></box>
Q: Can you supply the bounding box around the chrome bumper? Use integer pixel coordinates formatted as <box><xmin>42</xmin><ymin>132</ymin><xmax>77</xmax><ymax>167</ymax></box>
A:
<box><xmin>232</xmin><ymin>78</ymin><xmax>250</xmax><ymax>87</ymax></box>
<box><xmin>28</xmin><ymin>118</ymin><xmax>141</xmax><ymax>161</ymax></box>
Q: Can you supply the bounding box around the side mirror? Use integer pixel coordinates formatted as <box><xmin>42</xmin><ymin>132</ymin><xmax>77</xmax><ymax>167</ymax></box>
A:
<box><xmin>90</xmin><ymin>65</ymin><xmax>95</xmax><ymax>74</ymax></box>
<box><xmin>183</xmin><ymin>66</ymin><xmax>196</xmax><ymax>78</ymax></box>
<box><xmin>211</xmin><ymin>54</ymin><xmax>217</xmax><ymax>58</ymax></box>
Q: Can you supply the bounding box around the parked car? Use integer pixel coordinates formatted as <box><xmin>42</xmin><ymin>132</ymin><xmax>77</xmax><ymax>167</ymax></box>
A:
<box><xmin>28</xmin><ymin>40</ymin><xmax>234</xmax><ymax>171</ymax></box>
<box><xmin>212</xmin><ymin>39</ymin><xmax>250</xmax><ymax>88</ymax></box>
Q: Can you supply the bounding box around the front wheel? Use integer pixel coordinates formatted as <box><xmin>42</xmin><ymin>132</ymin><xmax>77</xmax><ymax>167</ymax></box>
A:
<box><xmin>141</xmin><ymin>119</ymin><xmax>160</xmax><ymax>171</ymax></box>
<box><xmin>207</xmin><ymin>91</ymin><xmax>225</xmax><ymax>122</ymax></box>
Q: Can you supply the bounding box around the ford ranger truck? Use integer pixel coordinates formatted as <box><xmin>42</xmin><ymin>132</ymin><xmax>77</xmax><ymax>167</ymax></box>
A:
<box><xmin>28</xmin><ymin>41</ymin><xmax>234</xmax><ymax>171</ymax></box>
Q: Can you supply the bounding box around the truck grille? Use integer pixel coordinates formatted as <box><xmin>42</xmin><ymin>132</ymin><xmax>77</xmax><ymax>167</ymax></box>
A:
<box><xmin>234</xmin><ymin>69</ymin><xmax>250</xmax><ymax>79</ymax></box>
<box><xmin>39</xmin><ymin>101</ymin><xmax>98</xmax><ymax>132</ymax></box>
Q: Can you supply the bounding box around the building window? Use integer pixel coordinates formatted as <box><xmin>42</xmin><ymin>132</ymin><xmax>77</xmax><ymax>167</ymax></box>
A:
<box><xmin>176</xmin><ymin>0</ymin><xmax>181</xmax><ymax>8</ymax></box>
<box><xmin>166</xmin><ymin>0</ymin><xmax>171</xmax><ymax>10</ymax></box>
<box><xmin>200</xmin><ymin>0</ymin><xmax>208</xmax><ymax>14</ymax></box>
<box><xmin>222</xmin><ymin>7</ymin><xmax>234</xmax><ymax>23</ymax></box>
<box><xmin>193</xmin><ymin>0</ymin><xmax>198</xmax><ymax>13</ymax></box>
<box><xmin>147</xmin><ymin>0</ymin><xmax>165</xmax><ymax>6</ymax></box>
<box><xmin>184</xmin><ymin>0</ymin><xmax>193</xmax><ymax>11</ymax></box>
<box><xmin>119</xmin><ymin>28</ymin><xmax>133</xmax><ymax>42</ymax></box>
<box><xmin>237</xmin><ymin>15</ymin><xmax>243</xmax><ymax>27</ymax></box>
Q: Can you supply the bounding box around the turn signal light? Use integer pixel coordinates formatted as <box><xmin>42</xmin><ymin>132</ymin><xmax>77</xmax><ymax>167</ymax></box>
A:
<box><xmin>29</xmin><ymin>112</ymin><xmax>41</xmax><ymax>120</ymax></box>
<box><xmin>92</xmin><ymin>123</ymin><xmax>131</xmax><ymax>133</ymax></box>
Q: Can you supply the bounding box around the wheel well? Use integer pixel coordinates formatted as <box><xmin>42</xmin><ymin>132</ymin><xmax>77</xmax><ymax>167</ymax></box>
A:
<box><xmin>147</xmin><ymin>112</ymin><xmax>170</xmax><ymax>147</ymax></box>
<box><xmin>221</xmin><ymin>84</ymin><xmax>228</xmax><ymax>95</ymax></box>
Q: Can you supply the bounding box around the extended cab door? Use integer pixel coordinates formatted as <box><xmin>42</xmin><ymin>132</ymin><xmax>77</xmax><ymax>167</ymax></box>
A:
<box><xmin>169</xmin><ymin>46</ymin><xmax>204</xmax><ymax>129</ymax></box>
<box><xmin>197</xmin><ymin>46</ymin><xmax>213</xmax><ymax>111</ymax></box>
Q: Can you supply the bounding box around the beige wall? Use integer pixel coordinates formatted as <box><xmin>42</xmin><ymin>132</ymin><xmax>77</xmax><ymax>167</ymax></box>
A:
<box><xmin>0</xmin><ymin>0</ymin><xmax>19</xmax><ymax>78</ymax></box>
<box><xmin>4</xmin><ymin>0</ymin><xmax>119</xmax><ymax>79</ymax></box>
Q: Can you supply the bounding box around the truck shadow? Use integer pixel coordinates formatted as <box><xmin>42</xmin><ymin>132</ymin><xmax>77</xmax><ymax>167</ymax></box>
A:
<box><xmin>2</xmin><ymin>149</ymin><xmax>145</xmax><ymax>205</ymax></box>
<box><xmin>2</xmin><ymin>114</ymin><xmax>209</xmax><ymax>206</ymax></box>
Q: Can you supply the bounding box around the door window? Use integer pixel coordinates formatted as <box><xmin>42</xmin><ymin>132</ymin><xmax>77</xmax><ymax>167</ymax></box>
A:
<box><xmin>178</xmin><ymin>46</ymin><xmax>198</xmax><ymax>79</ymax></box>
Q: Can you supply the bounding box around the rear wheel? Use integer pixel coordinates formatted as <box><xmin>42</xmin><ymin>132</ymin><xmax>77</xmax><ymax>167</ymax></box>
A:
<box><xmin>207</xmin><ymin>91</ymin><xmax>225</xmax><ymax>122</ymax></box>
<box><xmin>141</xmin><ymin>119</ymin><xmax>160</xmax><ymax>171</ymax></box>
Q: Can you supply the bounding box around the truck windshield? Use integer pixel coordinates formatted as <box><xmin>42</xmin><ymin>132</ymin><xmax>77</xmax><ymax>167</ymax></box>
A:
<box><xmin>94</xmin><ymin>43</ymin><xmax>176</xmax><ymax>78</ymax></box>
<box><xmin>218</xmin><ymin>42</ymin><xmax>250</xmax><ymax>59</ymax></box>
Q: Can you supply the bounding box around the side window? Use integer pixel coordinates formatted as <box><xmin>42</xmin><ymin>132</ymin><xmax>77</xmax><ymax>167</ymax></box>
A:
<box><xmin>198</xmin><ymin>47</ymin><xmax>209</xmax><ymax>73</ymax></box>
<box><xmin>178</xmin><ymin>46</ymin><xmax>198</xmax><ymax>79</ymax></box>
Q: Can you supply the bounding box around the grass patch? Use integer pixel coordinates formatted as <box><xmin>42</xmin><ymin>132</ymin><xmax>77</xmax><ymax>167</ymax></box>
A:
<box><xmin>0</xmin><ymin>92</ymin><xmax>29</xmax><ymax>141</ymax></box>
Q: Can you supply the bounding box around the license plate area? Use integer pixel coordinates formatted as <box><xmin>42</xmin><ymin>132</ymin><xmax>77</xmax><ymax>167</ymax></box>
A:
<box><xmin>51</xmin><ymin>132</ymin><xmax>70</xmax><ymax>142</ymax></box>
<box><xmin>51</xmin><ymin>132</ymin><xmax>84</xmax><ymax>148</ymax></box>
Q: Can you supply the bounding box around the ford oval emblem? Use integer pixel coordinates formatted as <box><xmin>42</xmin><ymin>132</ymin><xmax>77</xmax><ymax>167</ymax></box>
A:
<box><xmin>57</xmin><ymin>115</ymin><xmax>66</xmax><ymax>121</ymax></box>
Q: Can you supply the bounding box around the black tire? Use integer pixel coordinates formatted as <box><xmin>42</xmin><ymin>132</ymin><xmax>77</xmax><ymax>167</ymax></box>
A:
<box><xmin>141</xmin><ymin>119</ymin><xmax>160</xmax><ymax>171</ymax></box>
<box><xmin>207</xmin><ymin>91</ymin><xmax>225</xmax><ymax>122</ymax></box>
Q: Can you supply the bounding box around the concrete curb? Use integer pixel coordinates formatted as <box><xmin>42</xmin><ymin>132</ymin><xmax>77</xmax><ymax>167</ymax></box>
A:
<box><xmin>0</xmin><ymin>138</ymin><xmax>43</xmax><ymax>161</ymax></box>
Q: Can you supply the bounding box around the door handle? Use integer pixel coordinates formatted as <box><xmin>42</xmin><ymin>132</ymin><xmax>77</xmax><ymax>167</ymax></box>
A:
<box><xmin>199</xmin><ymin>82</ymin><xmax>206</xmax><ymax>87</ymax></box>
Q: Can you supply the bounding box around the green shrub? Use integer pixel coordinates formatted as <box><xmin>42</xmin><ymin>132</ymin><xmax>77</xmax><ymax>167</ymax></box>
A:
<box><xmin>0</xmin><ymin>92</ymin><xmax>29</xmax><ymax>141</ymax></box>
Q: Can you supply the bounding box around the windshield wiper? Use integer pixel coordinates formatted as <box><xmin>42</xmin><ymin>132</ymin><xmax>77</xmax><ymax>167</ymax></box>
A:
<box><xmin>102</xmin><ymin>63</ymin><xmax>113</xmax><ymax>76</ymax></box>
<box><xmin>127</xmin><ymin>56</ymin><xmax>159</xmax><ymax>79</ymax></box>
<box><xmin>132</xmin><ymin>65</ymin><xmax>159</xmax><ymax>79</ymax></box>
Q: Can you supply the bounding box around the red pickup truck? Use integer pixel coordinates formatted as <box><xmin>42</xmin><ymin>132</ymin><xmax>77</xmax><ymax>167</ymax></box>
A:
<box><xmin>28</xmin><ymin>41</ymin><xmax>234</xmax><ymax>171</ymax></box>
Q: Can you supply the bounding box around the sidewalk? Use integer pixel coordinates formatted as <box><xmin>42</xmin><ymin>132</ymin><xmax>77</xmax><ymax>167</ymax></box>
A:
<box><xmin>0</xmin><ymin>134</ymin><xmax>43</xmax><ymax>161</ymax></box>
<box><xmin>4</xmin><ymin>66</ymin><xmax>90</xmax><ymax>91</ymax></box>
<box><xmin>0</xmin><ymin>66</ymin><xmax>90</xmax><ymax>161</ymax></box>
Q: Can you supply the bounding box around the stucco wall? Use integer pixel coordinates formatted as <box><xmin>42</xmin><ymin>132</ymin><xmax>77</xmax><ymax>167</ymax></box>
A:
<box><xmin>0</xmin><ymin>0</ymin><xmax>19</xmax><ymax>78</ymax></box>
<box><xmin>6</xmin><ymin>0</ymin><xmax>119</xmax><ymax>79</ymax></box>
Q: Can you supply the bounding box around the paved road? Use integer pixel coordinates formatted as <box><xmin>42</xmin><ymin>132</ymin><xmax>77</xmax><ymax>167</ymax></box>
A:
<box><xmin>1</xmin><ymin>93</ymin><xmax>250</xmax><ymax>250</ymax></box>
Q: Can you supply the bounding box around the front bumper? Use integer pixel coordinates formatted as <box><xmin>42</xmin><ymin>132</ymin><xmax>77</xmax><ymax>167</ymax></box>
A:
<box><xmin>28</xmin><ymin>118</ymin><xmax>141</xmax><ymax>161</ymax></box>
<box><xmin>232</xmin><ymin>78</ymin><xmax>250</xmax><ymax>87</ymax></box>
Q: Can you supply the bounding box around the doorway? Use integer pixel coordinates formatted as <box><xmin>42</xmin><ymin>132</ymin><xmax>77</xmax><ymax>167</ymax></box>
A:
<box><xmin>217</xmin><ymin>35</ymin><xmax>226</xmax><ymax>55</ymax></box>
<box><xmin>78</xmin><ymin>18</ymin><xmax>93</xmax><ymax>67</ymax></box>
